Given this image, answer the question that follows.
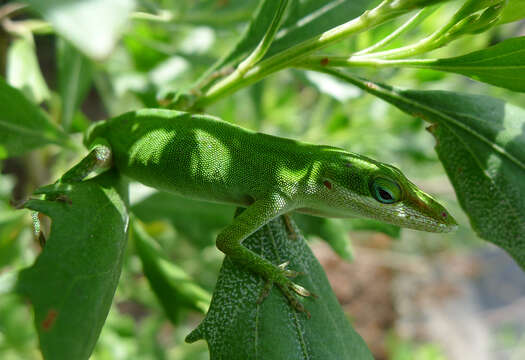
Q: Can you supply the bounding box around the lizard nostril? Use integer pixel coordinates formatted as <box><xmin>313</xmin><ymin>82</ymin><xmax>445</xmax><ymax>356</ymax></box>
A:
<box><xmin>441</xmin><ymin>212</ymin><xmax>447</xmax><ymax>218</ymax></box>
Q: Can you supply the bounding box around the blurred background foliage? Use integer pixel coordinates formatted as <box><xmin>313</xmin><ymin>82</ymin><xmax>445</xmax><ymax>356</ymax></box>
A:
<box><xmin>0</xmin><ymin>0</ymin><xmax>524</xmax><ymax>359</ymax></box>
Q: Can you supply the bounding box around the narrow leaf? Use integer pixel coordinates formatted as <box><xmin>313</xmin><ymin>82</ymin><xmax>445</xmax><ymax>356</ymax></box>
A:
<box><xmin>293</xmin><ymin>214</ymin><xmax>354</xmax><ymax>261</ymax></box>
<box><xmin>57</xmin><ymin>39</ymin><xmax>93</xmax><ymax>131</ymax></box>
<box><xmin>0</xmin><ymin>77</ymin><xmax>70</xmax><ymax>158</ymax></box>
<box><xmin>264</xmin><ymin>0</ymin><xmax>377</xmax><ymax>59</ymax></box>
<box><xmin>7</xmin><ymin>38</ymin><xmax>50</xmax><ymax>104</ymax></box>
<box><xmin>414</xmin><ymin>37</ymin><xmax>525</xmax><ymax>92</ymax></box>
<box><xmin>199</xmin><ymin>0</ymin><xmax>376</xmax><ymax>89</ymax></box>
<box><xmin>186</xmin><ymin>214</ymin><xmax>373</xmax><ymax>360</ymax></box>
<box><xmin>346</xmin><ymin>218</ymin><xmax>401</xmax><ymax>239</ymax></box>
<box><xmin>316</xmin><ymin>68</ymin><xmax>525</xmax><ymax>270</ymax></box>
<box><xmin>132</xmin><ymin>219</ymin><xmax>211</xmax><ymax>322</ymax></box>
<box><xmin>17</xmin><ymin>170</ymin><xmax>129</xmax><ymax>360</ymax></box>
<box><xmin>131</xmin><ymin>191</ymin><xmax>235</xmax><ymax>248</ymax></box>
<box><xmin>196</xmin><ymin>0</ymin><xmax>283</xmax><ymax>86</ymax></box>
<box><xmin>23</xmin><ymin>0</ymin><xmax>135</xmax><ymax>59</ymax></box>
<box><xmin>499</xmin><ymin>0</ymin><xmax>525</xmax><ymax>24</ymax></box>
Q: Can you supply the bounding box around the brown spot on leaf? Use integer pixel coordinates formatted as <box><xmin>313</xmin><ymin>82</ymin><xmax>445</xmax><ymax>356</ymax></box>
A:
<box><xmin>42</xmin><ymin>309</ymin><xmax>58</xmax><ymax>331</ymax></box>
<box><xmin>323</xmin><ymin>180</ymin><xmax>332</xmax><ymax>189</ymax></box>
<box><xmin>426</xmin><ymin>124</ymin><xmax>438</xmax><ymax>134</ymax></box>
<box><xmin>320</xmin><ymin>57</ymin><xmax>330</xmax><ymax>66</ymax></box>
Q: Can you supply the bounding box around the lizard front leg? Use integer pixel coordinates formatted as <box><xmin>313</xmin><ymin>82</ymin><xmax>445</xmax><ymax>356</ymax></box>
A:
<box><xmin>216</xmin><ymin>194</ymin><xmax>314</xmax><ymax>315</ymax></box>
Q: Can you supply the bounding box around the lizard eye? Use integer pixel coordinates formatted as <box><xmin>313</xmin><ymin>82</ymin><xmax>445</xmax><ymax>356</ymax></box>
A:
<box><xmin>370</xmin><ymin>177</ymin><xmax>401</xmax><ymax>204</ymax></box>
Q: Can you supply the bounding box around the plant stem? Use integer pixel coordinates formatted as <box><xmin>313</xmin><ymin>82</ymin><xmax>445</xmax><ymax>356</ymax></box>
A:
<box><xmin>200</xmin><ymin>0</ymin><xmax>290</xmax><ymax>102</ymax></box>
<box><xmin>353</xmin><ymin>0</ymin><xmax>492</xmax><ymax>60</ymax></box>
<box><xmin>355</xmin><ymin>7</ymin><xmax>435</xmax><ymax>55</ymax></box>
<box><xmin>191</xmin><ymin>0</ymin><xmax>411</xmax><ymax>110</ymax></box>
<box><xmin>298</xmin><ymin>56</ymin><xmax>435</xmax><ymax>69</ymax></box>
<box><xmin>236</xmin><ymin>0</ymin><xmax>290</xmax><ymax>76</ymax></box>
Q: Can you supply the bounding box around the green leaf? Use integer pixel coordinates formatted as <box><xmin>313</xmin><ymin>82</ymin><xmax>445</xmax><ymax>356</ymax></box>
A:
<box><xmin>131</xmin><ymin>191</ymin><xmax>235</xmax><ymax>248</ymax></box>
<box><xmin>186</xmin><ymin>214</ymin><xmax>373</xmax><ymax>360</ymax></box>
<box><xmin>293</xmin><ymin>214</ymin><xmax>354</xmax><ymax>261</ymax></box>
<box><xmin>200</xmin><ymin>0</ymin><xmax>375</xmax><ymax>87</ymax></box>
<box><xmin>132</xmin><ymin>191</ymin><xmax>357</xmax><ymax>256</ymax></box>
<box><xmin>264</xmin><ymin>0</ymin><xmax>376</xmax><ymax>60</ymax></box>
<box><xmin>132</xmin><ymin>219</ymin><xmax>211</xmax><ymax>323</ymax></box>
<box><xmin>17</xmin><ymin>170</ymin><xmax>129</xmax><ymax>360</ymax></box>
<box><xmin>414</xmin><ymin>37</ymin><xmax>525</xmax><ymax>92</ymax></box>
<box><xmin>0</xmin><ymin>77</ymin><xmax>70</xmax><ymax>158</ymax></box>
<box><xmin>345</xmin><ymin>218</ymin><xmax>401</xmax><ymax>239</ymax></box>
<box><xmin>499</xmin><ymin>0</ymin><xmax>525</xmax><ymax>24</ymax></box>
<box><xmin>196</xmin><ymin>0</ymin><xmax>283</xmax><ymax>85</ymax></box>
<box><xmin>22</xmin><ymin>0</ymin><xmax>135</xmax><ymax>59</ymax></box>
<box><xmin>6</xmin><ymin>38</ymin><xmax>50</xmax><ymax>104</ymax></box>
<box><xmin>318</xmin><ymin>69</ymin><xmax>525</xmax><ymax>270</ymax></box>
<box><xmin>57</xmin><ymin>39</ymin><xmax>93</xmax><ymax>131</ymax></box>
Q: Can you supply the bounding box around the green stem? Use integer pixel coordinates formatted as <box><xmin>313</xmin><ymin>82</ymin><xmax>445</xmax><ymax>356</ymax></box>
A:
<box><xmin>191</xmin><ymin>0</ymin><xmax>411</xmax><ymax>110</ymax></box>
<box><xmin>355</xmin><ymin>7</ymin><xmax>435</xmax><ymax>55</ymax></box>
<box><xmin>298</xmin><ymin>55</ymin><xmax>435</xmax><ymax>69</ymax></box>
<box><xmin>236</xmin><ymin>0</ymin><xmax>290</xmax><ymax>75</ymax></box>
<box><xmin>201</xmin><ymin>0</ymin><xmax>290</xmax><ymax>102</ymax></box>
<box><xmin>354</xmin><ymin>0</ymin><xmax>492</xmax><ymax>60</ymax></box>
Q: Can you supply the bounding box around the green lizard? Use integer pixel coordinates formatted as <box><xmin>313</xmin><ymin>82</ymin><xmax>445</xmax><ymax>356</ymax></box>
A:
<box><xmin>60</xmin><ymin>108</ymin><xmax>457</xmax><ymax>313</ymax></box>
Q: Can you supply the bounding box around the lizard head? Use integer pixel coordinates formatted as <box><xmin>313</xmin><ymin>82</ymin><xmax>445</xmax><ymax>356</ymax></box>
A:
<box><xmin>314</xmin><ymin>151</ymin><xmax>458</xmax><ymax>233</ymax></box>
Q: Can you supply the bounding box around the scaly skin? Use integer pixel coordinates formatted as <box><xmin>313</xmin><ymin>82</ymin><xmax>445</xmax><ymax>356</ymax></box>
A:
<box><xmin>75</xmin><ymin>108</ymin><xmax>457</xmax><ymax>312</ymax></box>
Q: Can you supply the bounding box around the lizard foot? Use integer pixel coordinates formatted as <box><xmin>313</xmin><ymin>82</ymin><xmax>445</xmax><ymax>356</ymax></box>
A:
<box><xmin>256</xmin><ymin>261</ymin><xmax>317</xmax><ymax>318</ymax></box>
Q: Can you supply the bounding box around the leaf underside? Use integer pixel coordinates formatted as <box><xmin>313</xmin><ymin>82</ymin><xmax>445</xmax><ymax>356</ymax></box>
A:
<box><xmin>422</xmin><ymin>36</ymin><xmax>525</xmax><ymax>92</ymax></box>
<box><xmin>321</xmin><ymin>69</ymin><xmax>525</xmax><ymax>270</ymax></box>
<box><xmin>17</xmin><ymin>170</ymin><xmax>129</xmax><ymax>360</ymax></box>
<box><xmin>187</xmin><ymin>213</ymin><xmax>373</xmax><ymax>360</ymax></box>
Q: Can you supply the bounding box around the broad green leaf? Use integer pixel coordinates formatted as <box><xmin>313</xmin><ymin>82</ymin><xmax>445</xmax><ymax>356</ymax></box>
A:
<box><xmin>499</xmin><ymin>0</ymin><xmax>525</xmax><ymax>24</ymax></box>
<box><xmin>319</xmin><ymin>69</ymin><xmax>525</xmax><ymax>270</ymax></box>
<box><xmin>17</xmin><ymin>170</ymin><xmax>129</xmax><ymax>360</ymax></box>
<box><xmin>7</xmin><ymin>38</ymin><xmax>50</xmax><ymax>104</ymax></box>
<box><xmin>23</xmin><ymin>0</ymin><xmax>135</xmax><ymax>59</ymax></box>
<box><xmin>132</xmin><ymin>219</ymin><xmax>211</xmax><ymax>323</ymax></box>
<box><xmin>410</xmin><ymin>37</ymin><xmax>525</xmax><ymax>92</ymax></box>
<box><xmin>0</xmin><ymin>78</ymin><xmax>70</xmax><ymax>158</ymax></box>
<box><xmin>186</xmin><ymin>214</ymin><xmax>373</xmax><ymax>360</ymax></box>
<box><xmin>57</xmin><ymin>39</ymin><xmax>93</xmax><ymax>131</ymax></box>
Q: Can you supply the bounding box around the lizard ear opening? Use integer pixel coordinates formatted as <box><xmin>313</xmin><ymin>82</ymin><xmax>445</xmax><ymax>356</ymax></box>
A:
<box><xmin>323</xmin><ymin>180</ymin><xmax>333</xmax><ymax>190</ymax></box>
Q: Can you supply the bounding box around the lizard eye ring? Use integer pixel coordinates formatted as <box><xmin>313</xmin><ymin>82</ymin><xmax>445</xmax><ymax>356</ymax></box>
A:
<box><xmin>370</xmin><ymin>177</ymin><xmax>401</xmax><ymax>204</ymax></box>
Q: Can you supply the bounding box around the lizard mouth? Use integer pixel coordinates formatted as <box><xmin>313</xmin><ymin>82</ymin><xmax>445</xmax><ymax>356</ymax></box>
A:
<box><xmin>388</xmin><ymin>203</ymin><xmax>458</xmax><ymax>233</ymax></box>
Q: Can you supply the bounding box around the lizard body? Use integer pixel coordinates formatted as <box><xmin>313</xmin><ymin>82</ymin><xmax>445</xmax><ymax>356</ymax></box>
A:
<box><xmin>64</xmin><ymin>108</ymin><xmax>456</xmax><ymax>313</ymax></box>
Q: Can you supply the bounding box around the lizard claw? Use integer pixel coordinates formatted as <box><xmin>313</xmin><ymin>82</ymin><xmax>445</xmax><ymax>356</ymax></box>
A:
<box><xmin>256</xmin><ymin>261</ymin><xmax>316</xmax><ymax>317</ymax></box>
<box><xmin>278</xmin><ymin>261</ymin><xmax>304</xmax><ymax>278</ymax></box>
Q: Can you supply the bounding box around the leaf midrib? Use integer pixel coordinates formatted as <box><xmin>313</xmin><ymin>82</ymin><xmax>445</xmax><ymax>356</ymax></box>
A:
<box><xmin>395</xmin><ymin>90</ymin><xmax>525</xmax><ymax>172</ymax></box>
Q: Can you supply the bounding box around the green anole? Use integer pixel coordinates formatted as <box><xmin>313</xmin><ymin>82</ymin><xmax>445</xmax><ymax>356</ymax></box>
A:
<box><xmin>60</xmin><ymin>108</ymin><xmax>457</xmax><ymax>314</ymax></box>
